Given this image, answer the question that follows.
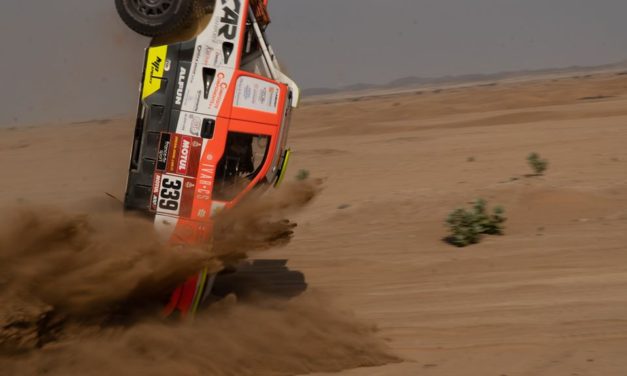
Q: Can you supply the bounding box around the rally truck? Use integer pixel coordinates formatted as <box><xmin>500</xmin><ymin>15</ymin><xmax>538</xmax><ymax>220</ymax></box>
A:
<box><xmin>116</xmin><ymin>0</ymin><xmax>300</xmax><ymax>317</ymax></box>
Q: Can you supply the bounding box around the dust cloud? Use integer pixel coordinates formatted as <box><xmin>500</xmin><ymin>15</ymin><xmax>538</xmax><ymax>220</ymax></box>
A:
<box><xmin>0</xmin><ymin>181</ymin><xmax>398</xmax><ymax>375</ymax></box>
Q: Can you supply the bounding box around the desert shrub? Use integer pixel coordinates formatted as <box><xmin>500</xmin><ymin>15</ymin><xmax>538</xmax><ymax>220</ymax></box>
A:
<box><xmin>445</xmin><ymin>199</ymin><xmax>506</xmax><ymax>247</ymax></box>
<box><xmin>471</xmin><ymin>199</ymin><xmax>506</xmax><ymax>235</ymax></box>
<box><xmin>446</xmin><ymin>208</ymin><xmax>482</xmax><ymax>247</ymax></box>
<box><xmin>296</xmin><ymin>169</ymin><xmax>310</xmax><ymax>181</ymax></box>
<box><xmin>527</xmin><ymin>152</ymin><xmax>548</xmax><ymax>175</ymax></box>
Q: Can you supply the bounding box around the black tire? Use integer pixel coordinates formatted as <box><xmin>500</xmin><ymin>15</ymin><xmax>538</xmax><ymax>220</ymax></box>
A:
<box><xmin>115</xmin><ymin>0</ymin><xmax>196</xmax><ymax>37</ymax></box>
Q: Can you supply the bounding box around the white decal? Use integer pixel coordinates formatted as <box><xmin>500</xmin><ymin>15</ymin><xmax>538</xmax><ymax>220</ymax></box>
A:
<box><xmin>176</xmin><ymin>113</ymin><xmax>203</xmax><ymax>137</ymax></box>
<box><xmin>157</xmin><ymin>175</ymin><xmax>184</xmax><ymax>216</ymax></box>
<box><xmin>234</xmin><ymin>76</ymin><xmax>280</xmax><ymax>114</ymax></box>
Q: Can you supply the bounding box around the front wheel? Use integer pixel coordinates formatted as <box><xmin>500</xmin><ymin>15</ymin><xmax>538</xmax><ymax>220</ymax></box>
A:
<box><xmin>115</xmin><ymin>0</ymin><xmax>197</xmax><ymax>37</ymax></box>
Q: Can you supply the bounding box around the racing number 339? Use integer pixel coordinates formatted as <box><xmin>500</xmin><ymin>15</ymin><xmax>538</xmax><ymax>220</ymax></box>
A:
<box><xmin>159</xmin><ymin>176</ymin><xmax>183</xmax><ymax>213</ymax></box>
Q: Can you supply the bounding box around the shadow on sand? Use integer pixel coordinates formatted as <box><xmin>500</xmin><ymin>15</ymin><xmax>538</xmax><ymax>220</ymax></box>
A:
<box><xmin>212</xmin><ymin>259</ymin><xmax>308</xmax><ymax>300</ymax></box>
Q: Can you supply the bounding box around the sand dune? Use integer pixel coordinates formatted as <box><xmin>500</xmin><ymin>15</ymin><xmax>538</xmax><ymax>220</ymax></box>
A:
<box><xmin>1</xmin><ymin>71</ymin><xmax>627</xmax><ymax>375</ymax></box>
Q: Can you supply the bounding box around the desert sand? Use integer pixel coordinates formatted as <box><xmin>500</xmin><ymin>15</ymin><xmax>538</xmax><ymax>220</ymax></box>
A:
<box><xmin>1</xmin><ymin>71</ymin><xmax>626</xmax><ymax>375</ymax></box>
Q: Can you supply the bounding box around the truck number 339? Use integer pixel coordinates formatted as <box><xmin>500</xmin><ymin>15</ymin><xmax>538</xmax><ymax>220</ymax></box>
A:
<box><xmin>159</xmin><ymin>177</ymin><xmax>182</xmax><ymax>211</ymax></box>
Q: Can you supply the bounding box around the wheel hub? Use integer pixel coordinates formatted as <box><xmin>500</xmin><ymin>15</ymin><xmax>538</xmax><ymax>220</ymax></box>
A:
<box><xmin>132</xmin><ymin>0</ymin><xmax>173</xmax><ymax>17</ymax></box>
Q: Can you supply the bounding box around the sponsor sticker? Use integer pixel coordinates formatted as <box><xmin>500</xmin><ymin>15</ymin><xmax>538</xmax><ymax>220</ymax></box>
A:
<box><xmin>167</xmin><ymin>134</ymin><xmax>180</xmax><ymax>173</ymax></box>
<box><xmin>157</xmin><ymin>133</ymin><xmax>171</xmax><ymax>171</ymax></box>
<box><xmin>142</xmin><ymin>46</ymin><xmax>168</xmax><ymax>99</ymax></box>
<box><xmin>217</xmin><ymin>0</ymin><xmax>241</xmax><ymax>42</ymax></box>
<box><xmin>189</xmin><ymin>147</ymin><xmax>219</xmax><ymax>221</ymax></box>
<box><xmin>209</xmin><ymin>72</ymin><xmax>229</xmax><ymax>110</ymax></box>
<box><xmin>202</xmin><ymin>46</ymin><xmax>222</xmax><ymax>67</ymax></box>
<box><xmin>195</xmin><ymin>158</ymin><xmax>216</xmax><ymax>202</ymax></box>
<box><xmin>234</xmin><ymin>76</ymin><xmax>280</xmax><ymax>113</ymax></box>
<box><xmin>189</xmin><ymin>45</ymin><xmax>202</xmax><ymax>84</ymax></box>
<box><xmin>175</xmin><ymin>136</ymin><xmax>195</xmax><ymax>176</ymax></box>
<box><xmin>174</xmin><ymin>63</ymin><xmax>190</xmax><ymax>109</ymax></box>
<box><xmin>190</xmin><ymin>117</ymin><xmax>202</xmax><ymax>136</ymax></box>
<box><xmin>156</xmin><ymin>133</ymin><xmax>203</xmax><ymax>178</ymax></box>
<box><xmin>151</xmin><ymin>172</ymin><xmax>163</xmax><ymax>211</ymax></box>
<box><xmin>178</xmin><ymin>113</ymin><xmax>202</xmax><ymax>137</ymax></box>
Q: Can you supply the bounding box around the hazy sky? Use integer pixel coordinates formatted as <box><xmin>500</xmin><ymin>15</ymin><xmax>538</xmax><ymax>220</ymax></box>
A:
<box><xmin>2</xmin><ymin>0</ymin><xmax>627</xmax><ymax>126</ymax></box>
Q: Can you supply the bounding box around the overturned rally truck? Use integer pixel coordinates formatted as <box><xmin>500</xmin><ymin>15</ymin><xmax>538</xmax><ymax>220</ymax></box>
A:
<box><xmin>116</xmin><ymin>0</ymin><xmax>300</xmax><ymax>317</ymax></box>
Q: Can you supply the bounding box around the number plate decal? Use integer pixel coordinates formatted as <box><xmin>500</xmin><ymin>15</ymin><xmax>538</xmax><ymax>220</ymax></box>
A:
<box><xmin>151</xmin><ymin>172</ymin><xmax>196</xmax><ymax>218</ymax></box>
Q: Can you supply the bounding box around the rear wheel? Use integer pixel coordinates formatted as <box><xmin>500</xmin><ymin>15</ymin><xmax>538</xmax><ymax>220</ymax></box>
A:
<box><xmin>115</xmin><ymin>0</ymin><xmax>198</xmax><ymax>37</ymax></box>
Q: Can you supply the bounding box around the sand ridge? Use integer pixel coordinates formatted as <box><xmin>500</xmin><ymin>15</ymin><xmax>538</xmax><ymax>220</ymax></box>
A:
<box><xmin>0</xmin><ymin>72</ymin><xmax>626</xmax><ymax>374</ymax></box>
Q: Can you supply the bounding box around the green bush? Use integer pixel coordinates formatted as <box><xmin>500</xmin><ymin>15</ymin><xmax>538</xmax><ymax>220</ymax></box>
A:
<box><xmin>445</xmin><ymin>199</ymin><xmax>506</xmax><ymax>247</ymax></box>
<box><xmin>527</xmin><ymin>152</ymin><xmax>548</xmax><ymax>175</ymax></box>
<box><xmin>446</xmin><ymin>208</ymin><xmax>482</xmax><ymax>246</ymax></box>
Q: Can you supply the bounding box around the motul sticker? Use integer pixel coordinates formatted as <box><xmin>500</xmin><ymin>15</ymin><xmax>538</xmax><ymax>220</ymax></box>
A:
<box><xmin>157</xmin><ymin>133</ymin><xmax>203</xmax><ymax>178</ymax></box>
<box><xmin>234</xmin><ymin>76</ymin><xmax>280</xmax><ymax>113</ymax></box>
<box><xmin>151</xmin><ymin>172</ymin><xmax>196</xmax><ymax>218</ymax></box>
<box><xmin>174</xmin><ymin>135</ymin><xmax>202</xmax><ymax>177</ymax></box>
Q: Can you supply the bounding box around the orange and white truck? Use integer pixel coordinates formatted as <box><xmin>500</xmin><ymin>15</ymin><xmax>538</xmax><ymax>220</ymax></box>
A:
<box><xmin>116</xmin><ymin>0</ymin><xmax>300</xmax><ymax>317</ymax></box>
